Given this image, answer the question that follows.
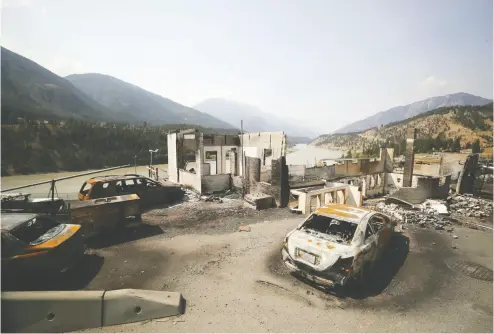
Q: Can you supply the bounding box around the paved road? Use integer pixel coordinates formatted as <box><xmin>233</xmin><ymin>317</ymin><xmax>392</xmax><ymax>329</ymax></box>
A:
<box><xmin>7</xmin><ymin>214</ymin><xmax>491</xmax><ymax>332</ymax></box>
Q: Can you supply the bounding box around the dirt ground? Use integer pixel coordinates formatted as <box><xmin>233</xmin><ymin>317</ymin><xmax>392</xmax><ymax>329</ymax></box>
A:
<box><xmin>3</xmin><ymin>200</ymin><xmax>493</xmax><ymax>333</ymax></box>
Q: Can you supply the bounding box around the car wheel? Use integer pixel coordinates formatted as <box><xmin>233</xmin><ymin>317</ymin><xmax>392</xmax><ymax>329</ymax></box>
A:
<box><xmin>359</xmin><ymin>262</ymin><xmax>372</xmax><ymax>291</ymax></box>
<box><xmin>135</xmin><ymin>214</ymin><xmax>142</xmax><ymax>221</ymax></box>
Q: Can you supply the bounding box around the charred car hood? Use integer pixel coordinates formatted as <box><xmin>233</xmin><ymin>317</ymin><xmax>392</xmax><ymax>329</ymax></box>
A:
<box><xmin>286</xmin><ymin>229</ymin><xmax>358</xmax><ymax>271</ymax></box>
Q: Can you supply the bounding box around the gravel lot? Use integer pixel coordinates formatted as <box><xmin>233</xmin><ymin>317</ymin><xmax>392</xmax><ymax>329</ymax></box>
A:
<box><xmin>4</xmin><ymin>201</ymin><xmax>493</xmax><ymax>333</ymax></box>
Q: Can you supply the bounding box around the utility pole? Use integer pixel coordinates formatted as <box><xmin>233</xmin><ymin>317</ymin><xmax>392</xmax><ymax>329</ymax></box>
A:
<box><xmin>149</xmin><ymin>149</ymin><xmax>158</xmax><ymax>178</ymax></box>
<box><xmin>134</xmin><ymin>155</ymin><xmax>137</xmax><ymax>174</ymax></box>
<box><xmin>241</xmin><ymin>120</ymin><xmax>244</xmax><ymax>199</ymax></box>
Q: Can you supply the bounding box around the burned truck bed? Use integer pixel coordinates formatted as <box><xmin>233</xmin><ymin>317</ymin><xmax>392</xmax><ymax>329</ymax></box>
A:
<box><xmin>2</xmin><ymin>193</ymin><xmax>141</xmax><ymax>238</ymax></box>
<box><xmin>65</xmin><ymin>194</ymin><xmax>141</xmax><ymax>237</ymax></box>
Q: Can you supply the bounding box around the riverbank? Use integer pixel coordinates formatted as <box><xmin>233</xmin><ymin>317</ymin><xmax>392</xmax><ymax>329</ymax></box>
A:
<box><xmin>1</xmin><ymin>164</ymin><xmax>168</xmax><ymax>200</ymax></box>
<box><xmin>285</xmin><ymin>144</ymin><xmax>343</xmax><ymax>166</ymax></box>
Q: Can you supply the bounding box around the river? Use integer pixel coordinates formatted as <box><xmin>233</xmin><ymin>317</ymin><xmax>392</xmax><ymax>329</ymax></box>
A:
<box><xmin>286</xmin><ymin>144</ymin><xmax>342</xmax><ymax>166</ymax></box>
<box><xmin>1</xmin><ymin>165</ymin><xmax>167</xmax><ymax>200</ymax></box>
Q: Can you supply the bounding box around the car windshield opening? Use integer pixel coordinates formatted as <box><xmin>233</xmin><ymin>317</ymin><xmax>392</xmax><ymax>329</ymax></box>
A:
<box><xmin>301</xmin><ymin>214</ymin><xmax>357</xmax><ymax>244</ymax></box>
<box><xmin>10</xmin><ymin>218</ymin><xmax>64</xmax><ymax>245</ymax></box>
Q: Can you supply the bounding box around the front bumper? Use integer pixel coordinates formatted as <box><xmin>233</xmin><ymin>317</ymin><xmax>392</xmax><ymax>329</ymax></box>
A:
<box><xmin>282</xmin><ymin>248</ymin><xmax>350</xmax><ymax>287</ymax></box>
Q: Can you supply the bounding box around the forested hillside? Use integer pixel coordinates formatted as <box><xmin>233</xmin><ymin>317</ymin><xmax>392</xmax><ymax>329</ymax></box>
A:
<box><xmin>312</xmin><ymin>103</ymin><xmax>493</xmax><ymax>158</ymax></box>
<box><xmin>1</xmin><ymin>120</ymin><xmax>237</xmax><ymax>176</ymax></box>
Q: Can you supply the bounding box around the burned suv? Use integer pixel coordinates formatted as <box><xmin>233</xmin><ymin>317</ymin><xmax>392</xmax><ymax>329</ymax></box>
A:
<box><xmin>282</xmin><ymin>203</ymin><xmax>395</xmax><ymax>288</ymax></box>
<box><xmin>78</xmin><ymin>174</ymin><xmax>167</xmax><ymax>208</ymax></box>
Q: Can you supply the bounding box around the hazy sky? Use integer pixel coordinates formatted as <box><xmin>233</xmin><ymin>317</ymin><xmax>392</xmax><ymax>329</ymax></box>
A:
<box><xmin>2</xmin><ymin>0</ymin><xmax>493</xmax><ymax>133</ymax></box>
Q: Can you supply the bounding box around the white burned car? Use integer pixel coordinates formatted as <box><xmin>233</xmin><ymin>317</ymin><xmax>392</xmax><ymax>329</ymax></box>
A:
<box><xmin>282</xmin><ymin>204</ymin><xmax>395</xmax><ymax>288</ymax></box>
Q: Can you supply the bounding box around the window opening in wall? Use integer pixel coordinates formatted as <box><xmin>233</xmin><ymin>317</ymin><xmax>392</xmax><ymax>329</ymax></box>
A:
<box><xmin>397</xmin><ymin>178</ymin><xmax>401</xmax><ymax>183</ymax></box>
<box><xmin>205</xmin><ymin>151</ymin><xmax>217</xmax><ymax>161</ymax></box>
<box><xmin>263</xmin><ymin>149</ymin><xmax>272</xmax><ymax>165</ymax></box>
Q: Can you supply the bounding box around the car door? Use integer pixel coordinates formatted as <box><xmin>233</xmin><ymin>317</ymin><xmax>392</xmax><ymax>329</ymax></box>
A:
<box><xmin>116</xmin><ymin>180</ymin><xmax>132</xmax><ymax>196</ymax></box>
<box><xmin>140</xmin><ymin>178</ymin><xmax>166</xmax><ymax>206</ymax></box>
<box><xmin>370</xmin><ymin>214</ymin><xmax>393</xmax><ymax>253</ymax></box>
<box><xmin>362</xmin><ymin>221</ymin><xmax>379</xmax><ymax>263</ymax></box>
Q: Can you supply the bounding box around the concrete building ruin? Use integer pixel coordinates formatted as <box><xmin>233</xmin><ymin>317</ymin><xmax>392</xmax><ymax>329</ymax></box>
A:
<box><xmin>168</xmin><ymin>126</ymin><xmax>479</xmax><ymax>213</ymax></box>
<box><xmin>167</xmin><ymin>129</ymin><xmax>289</xmax><ymax>207</ymax></box>
<box><xmin>286</xmin><ymin>126</ymin><xmax>478</xmax><ymax>213</ymax></box>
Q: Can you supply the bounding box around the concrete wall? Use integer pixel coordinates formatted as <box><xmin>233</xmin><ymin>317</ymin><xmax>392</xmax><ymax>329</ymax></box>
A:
<box><xmin>239</xmin><ymin>132</ymin><xmax>287</xmax><ymax>177</ymax></box>
<box><xmin>403</xmin><ymin>128</ymin><xmax>416</xmax><ymax>187</ymax></box>
<box><xmin>260</xmin><ymin>170</ymin><xmax>272</xmax><ymax>183</ymax></box>
<box><xmin>388</xmin><ymin>175</ymin><xmax>450</xmax><ymax>204</ymax></box>
<box><xmin>332</xmin><ymin>148</ymin><xmax>395</xmax><ymax>177</ymax></box>
<box><xmin>240</xmin><ymin>132</ymin><xmax>286</xmax><ymax>159</ymax></box>
<box><xmin>167</xmin><ymin>133</ymin><xmax>178</xmax><ymax>183</ymax></box>
<box><xmin>387</xmin><ymin>172</ymin><xmax>419</xmax><ymax>190</ymax></box>
<box><xmin>178</xmin><ymin>170</ymin><xmax>201</xmax><ymax>193</ymax></box>
<box><xmin>203</xmin><ymin>145</ymin><xmax>238</xmax><ymax>175</ymax></box>
<box><xmin>288</xmin><ymin>165</ymin><xmax>306</xmax><ymax>177</ymax></box>
<box><xmin>291</xmin><ymin>183</ymin><xmax>362</xmax><ymax>214</ymax></box>
<box><xmin>413</xmin><ymin>163</ymin><xmax>441</xmax><ymax>176</ymax></box>
<box><xmin>202</xmin><ymin>174</ymin><xmax>231</xmax><ymax>194</ymax></box>
<box><xmin>184</xmin><ymin>161</ymin><xmax>196</xmax><ymax>171</ymax></box>
<box><xmin>244</xmin><ymin>156</ymin><xmax>261</xmax><ymax>194</ymax></box>
<box><xmin>329</xmin><ymin>172</ymin><xmax>387</xmax><ymax>199</ymax></box>
<box><xmin>441</xmin><ymin>152</ymin><xmax>470</xmax><ymax>180</ymax></box>
<box><xmin>335</xmin><ymin>160</ymin><xmax>362</xmax><ymax>175</ymax></box>
<box><xmin>232</xmin><ymin>175</ymin><xmax>243</xmax><ymax>190</ymax></box>
<box><xmin>202</xmin><ymin>134</ymin><xmax>239</xmax><ymax>146</ymax></box>
<box><xmin>388</xmin><ymin>187</ymin><xmax>429</xmax><ymax>205</ymax></box>
<box><xmin>305</xmin><ymin>165</ymin><xmax>336</xmax><ymax>179</ymax></box>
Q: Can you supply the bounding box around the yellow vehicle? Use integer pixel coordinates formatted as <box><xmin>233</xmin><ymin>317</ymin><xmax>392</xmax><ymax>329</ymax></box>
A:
<box><xmin>78</xmin><ymin>174</ymin><xmax>168</xmax><ymax>208</ymax></box>
<box><xmin>1</xmin><ymin>213</ymin><xmax>85</xmax><ymax>278</ymax></box>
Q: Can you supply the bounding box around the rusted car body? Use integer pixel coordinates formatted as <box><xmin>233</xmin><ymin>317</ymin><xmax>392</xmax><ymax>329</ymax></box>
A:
<box><xmin>1</xmin><ymin>193</ymin><xmax>66</xmax><ymax>215</ymax></box>
<box><xmin>281</xmin><ymin>203</ymin><xmax>395</xmax><ymax>288</ymax></box>
<box><xmin>68</xmin><ymin>194</ymin><xmax>141</xmax><ymax>237</ymax></box>
<box><xmin>2</xmin><ymin>193</ymin><xmax>141</xmax><ymax>238</ymax></box>
<box><xmin>1</xmin><ymin>213</ymin><xmax>85</xmax><ymax>277</ymax></box>
<box><xmin>78</xmin><ymin>174</ymin><xmax>169</xmax><ymax>208</ymax></box>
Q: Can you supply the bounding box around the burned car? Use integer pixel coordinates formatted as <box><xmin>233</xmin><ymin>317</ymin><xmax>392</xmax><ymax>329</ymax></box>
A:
<box><xmin>1</xmin><ymin>213</ymin><xmax>85</xmax><ymax>277</ymax></box>
<box><xmin>282</xmin><ymin>203</ymin><xmax>395</xmax><ymax>288</ymax></box>
<box><xmin>1</xmin><ymin>193</ymin><xmax>67</xmax><ymax>215</ymax></box>
<box><xmin>78</xmin><ymin>174</ymin><xmax>168</xmax><ymax>208</ymax></box>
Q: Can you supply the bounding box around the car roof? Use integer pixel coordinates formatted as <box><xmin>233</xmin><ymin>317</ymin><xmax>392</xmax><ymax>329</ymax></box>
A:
<box><xmin>86</xmin><ymin>174</ymin><xmax>149</xmax><ymax>184</ymax></box>
<box><xmin>314</xmin><ymin>203</ymin><xmax>373</xmax><ymax>223</ymax></box>
<box><xmin>1</xmin><ymin>213</ymin><xmax>39</xmax><ymax>232</ymax></box>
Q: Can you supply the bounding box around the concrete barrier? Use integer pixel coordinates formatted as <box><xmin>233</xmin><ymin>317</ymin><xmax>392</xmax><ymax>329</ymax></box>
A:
<box><xmin>1</xmin><ymin>290</ymin><xmax>103</xmax><ymax>333</ymax></box>
<box><xmin>103</xmin><ymin>289</ymin><xmax>184</xmax><ymax>327</ymax></box>
<box><xmin>1</xmin><ymin>289</ymin><xmax>184</xmax><ymax>333</ymax></box>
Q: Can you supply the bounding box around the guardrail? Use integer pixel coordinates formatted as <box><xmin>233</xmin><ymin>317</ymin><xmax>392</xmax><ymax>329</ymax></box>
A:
<box><xmin>147</xmin><ymin>165</ymin><xmax>168</xmax><ymax>182</ymax></box>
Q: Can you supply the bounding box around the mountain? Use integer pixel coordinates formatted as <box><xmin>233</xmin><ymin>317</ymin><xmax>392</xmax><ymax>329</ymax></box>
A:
<box><xmin>312</xmin><ymin>103</ymin><xmax>493</xmax><ymax>155</ymax></box>
<box><xmin>1</xmin><ymin>47</ymin><xmax>129</xmax><ymax>123</ymax></box>
<box><xmin>66</xmin><ymin>74</ymin><xmax>235</xmax><ymax>129</ymax></box>
<box><xmin>334</xmin><ymin>93</ymin><xmax>492</xmax><ymax>134</ymax></box>
<box><xmin>193</xmin><ymin>98</ymin><xmax>317</xmax><ymax>141</ymax></box>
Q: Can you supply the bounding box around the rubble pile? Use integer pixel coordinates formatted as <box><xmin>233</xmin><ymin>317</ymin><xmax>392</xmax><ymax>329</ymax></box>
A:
<box><xmin>183</xmin><ymin>188</ymin><xmax>201</xmax><ymax>202</ymax></box>
<box><xmin>374</xmin><ymin>202</ymin><xmax>453</xmax><ymax>231</ymax></box>
<box><xmin>181</xmin><ymin>188</ymin><xmax>242</xmax><ymax>203</ymax></box>
<box><xmin>202</xmin><ymin>195</ymin><xmax>223</xmax><ymax>203</ymax></box>
<box><xmin>448</xmin><ymin>194</ymin><xmax>493</xmax><ymax>218</ymax></box>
